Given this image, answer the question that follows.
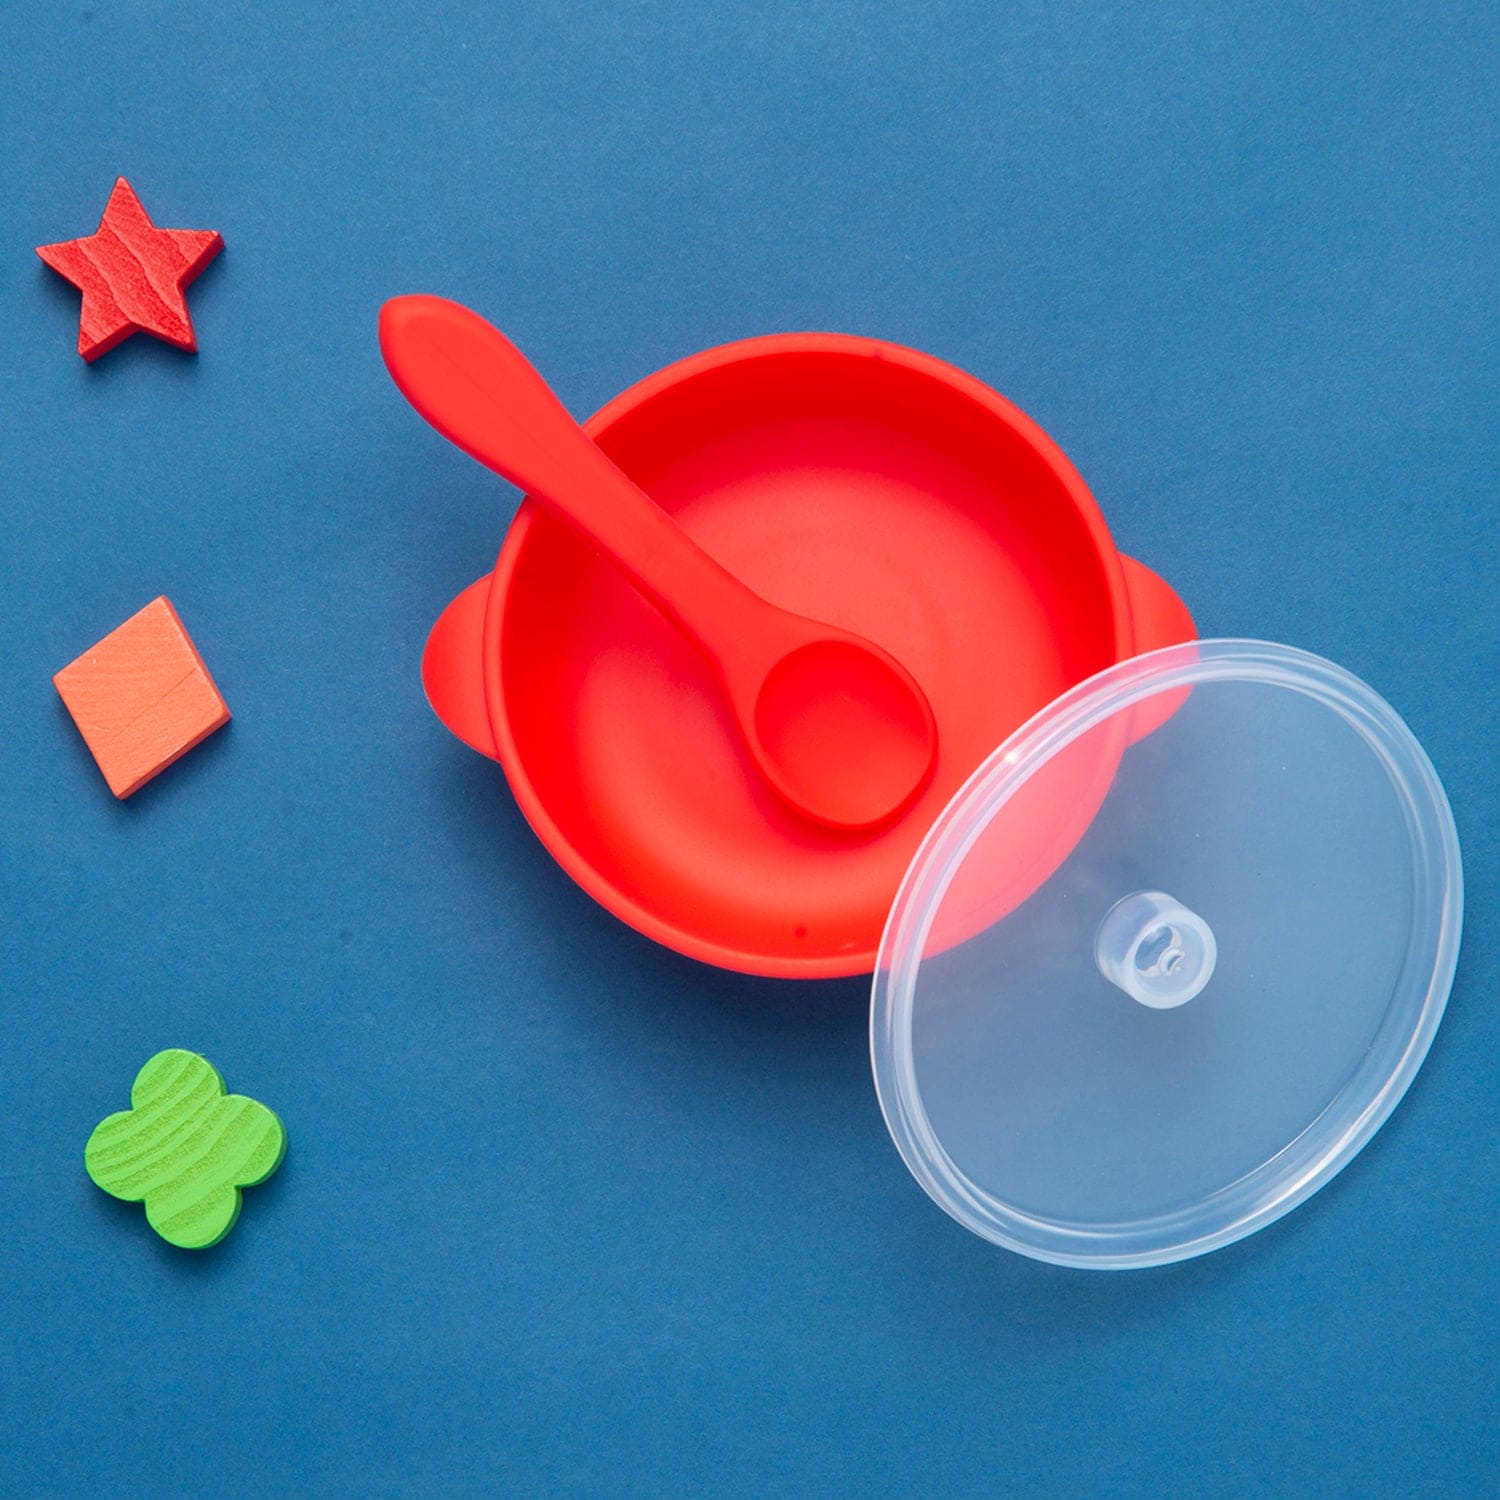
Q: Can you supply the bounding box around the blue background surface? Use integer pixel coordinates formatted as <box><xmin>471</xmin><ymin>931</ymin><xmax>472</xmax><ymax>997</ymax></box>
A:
<box><xmin>2</xmin><ymin>3</ymin><xmax>1496</xmax><ymax>1494</ymax></box>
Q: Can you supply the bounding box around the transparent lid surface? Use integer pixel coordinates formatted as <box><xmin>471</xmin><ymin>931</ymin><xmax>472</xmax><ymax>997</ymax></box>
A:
<box><xmin>871</xmin><ymin>641</ymin><xmax>1463</xmax><ymax>1268</ymax></box>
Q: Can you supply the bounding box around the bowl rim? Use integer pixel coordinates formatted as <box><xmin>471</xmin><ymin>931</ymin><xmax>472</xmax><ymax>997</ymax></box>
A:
<box><xmin>480</xmin><ymin>331</ymin><xmax>1136</xmax><ymax>979</ymax></box>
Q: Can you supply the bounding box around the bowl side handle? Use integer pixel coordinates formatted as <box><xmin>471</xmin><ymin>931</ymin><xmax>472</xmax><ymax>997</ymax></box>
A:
<box><xmin>422</xmin><ymin>575</ymin><xmax>500</xmax><ymax>759</ymax></box>
<box><xmin>1120</xmin><ymin>555</ymin><xmax>1196</xmax><ymax>744</ymax></box>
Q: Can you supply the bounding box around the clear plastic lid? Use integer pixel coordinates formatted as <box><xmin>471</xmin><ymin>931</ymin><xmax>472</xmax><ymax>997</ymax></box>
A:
<box><xmin>871</xmin><ymin>641</ymin><xmax>1463</xmax><ymax>1268</ymax></box>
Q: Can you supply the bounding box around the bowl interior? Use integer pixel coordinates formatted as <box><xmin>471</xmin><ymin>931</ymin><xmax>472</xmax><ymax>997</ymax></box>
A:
<box><xmin>491</xmin><ymin>339</ymin><xmax>1123</xmax><ymax>977</ymax></box>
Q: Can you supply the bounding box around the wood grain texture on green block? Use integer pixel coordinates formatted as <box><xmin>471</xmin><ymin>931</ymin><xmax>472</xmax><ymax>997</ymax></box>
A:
<box><xmin>85</xmin><ymin>1049</ymin><xmax>286</xmax><ymax>1249</ymax></box>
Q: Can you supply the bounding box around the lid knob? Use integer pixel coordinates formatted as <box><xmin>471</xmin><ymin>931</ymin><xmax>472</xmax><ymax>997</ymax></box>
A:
<box><xmin>1095</xmin><ymin>890</ymin><xmax>1217</xmax><ymax>1009</ymax></box>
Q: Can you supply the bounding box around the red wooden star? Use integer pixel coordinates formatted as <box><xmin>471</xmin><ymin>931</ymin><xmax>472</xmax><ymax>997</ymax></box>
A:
<box><xmin>36</xmin><ymin>178</ymin><xmax>223</xmax><ymax>362</ymax></box>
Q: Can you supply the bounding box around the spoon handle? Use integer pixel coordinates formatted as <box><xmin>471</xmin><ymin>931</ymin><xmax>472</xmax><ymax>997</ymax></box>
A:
<box><xmin>379</xmin><ymin>296</ymin><xmax>772</xmax><ymax>671</ymax></box>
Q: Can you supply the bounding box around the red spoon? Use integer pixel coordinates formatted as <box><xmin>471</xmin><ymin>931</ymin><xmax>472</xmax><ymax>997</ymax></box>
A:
<box><xmin>379</xmin><ymin>295</ymin><xmax>938</xmax><ymax>832</ymax></box>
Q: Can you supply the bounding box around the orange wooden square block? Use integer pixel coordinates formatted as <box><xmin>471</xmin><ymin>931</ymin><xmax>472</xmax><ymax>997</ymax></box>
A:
<box><xmin>54</xmin><ymin>597</ymin><xmax>230</xmax><ymax>798</ymax></box>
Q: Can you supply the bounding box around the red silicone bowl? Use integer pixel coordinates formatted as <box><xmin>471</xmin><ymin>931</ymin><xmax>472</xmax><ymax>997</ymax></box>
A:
<box><xmin>421</xmin><ymin>333</ymin><xmax>1193</xmax><ymax>978</ymax></box>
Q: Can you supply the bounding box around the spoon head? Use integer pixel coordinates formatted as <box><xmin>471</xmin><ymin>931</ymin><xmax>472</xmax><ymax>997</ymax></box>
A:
<box><xmin>751</xmin><ymin>639</ymin><xmax>937</xmax><ymax>832</ymax></box>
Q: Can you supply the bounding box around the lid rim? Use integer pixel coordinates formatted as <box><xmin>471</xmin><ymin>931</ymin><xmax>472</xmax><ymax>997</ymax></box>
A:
<box><xmin>871</xmin><ymin>638</ymin><xmax>1464</xmax><ymax>1269</ymax></box>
